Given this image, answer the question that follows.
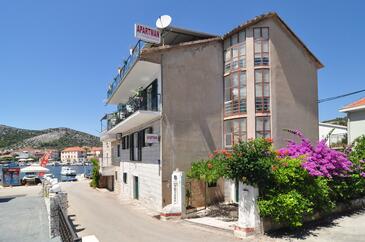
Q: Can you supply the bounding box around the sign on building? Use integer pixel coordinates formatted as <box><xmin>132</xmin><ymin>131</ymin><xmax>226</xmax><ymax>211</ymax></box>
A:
<box><xmin>134</xmin><ymin>24</ymin><xmax>161</xmax><ymax>44</ymax></box>
<box><xmin>145</xmin><ymin>134</ymin><xmax>159</xmax><ymax>144</ymax></box>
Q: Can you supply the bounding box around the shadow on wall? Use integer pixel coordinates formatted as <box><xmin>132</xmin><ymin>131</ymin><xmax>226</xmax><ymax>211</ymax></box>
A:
<box><xmin>199</xmin><ymin>117</ymin><xmax>217</xmax><ymax>153</ymax></box>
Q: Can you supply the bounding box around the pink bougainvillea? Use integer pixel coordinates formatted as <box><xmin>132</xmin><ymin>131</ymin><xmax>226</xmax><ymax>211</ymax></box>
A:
<box><xmin>278</xmin><ymin>130</ymin><xmax>352</xmax><ymax>178</ymax></box>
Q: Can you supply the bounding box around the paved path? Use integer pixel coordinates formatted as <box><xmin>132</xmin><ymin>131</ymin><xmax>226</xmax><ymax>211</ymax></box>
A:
<box><xmin>61</xmin><ymin>180</ymin><xmax>240</xmax><ymax>242</ymax></box>
<box><xmin>62</xmin><ymin>180</ymin><xmax>365</xmax><ymax>242</ymax></box>
<box><xmin>0</xmin><ymin>185</ymin><xmax>55</xmax><ymax>242</ymax></box>
<box><xmin>272</xmin><ymin>209</ymin><xmax>365</xmax><ymax>242</ymax></box>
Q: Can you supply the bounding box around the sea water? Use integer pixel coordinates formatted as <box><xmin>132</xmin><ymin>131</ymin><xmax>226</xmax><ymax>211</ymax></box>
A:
<box><xmin>21</xmin><ymin>165</ymin><xmax>93</xmax><ymax>182</ymax></box>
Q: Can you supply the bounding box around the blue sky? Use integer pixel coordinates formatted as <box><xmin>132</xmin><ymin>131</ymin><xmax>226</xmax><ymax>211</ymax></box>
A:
<box><xmin>0</xmin><ymin>0</ymin><xmax>364</xmax><ymax>135</ymax></box>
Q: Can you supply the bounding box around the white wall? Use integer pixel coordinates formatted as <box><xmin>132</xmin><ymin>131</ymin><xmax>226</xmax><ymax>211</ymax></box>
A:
<box><xmin>117</xmin><ymin>120</ymin><xmax>162</xmax><ymax>211</ymax></box>
<box><xmin>348</xmin><ymin>110</ymin><xmax>365</xmax><ymax>143</ymax></box>
<box><xmin>319</xmin><ymin>123</ymin><xmax>347</xmax><ymax>146</ymax></box>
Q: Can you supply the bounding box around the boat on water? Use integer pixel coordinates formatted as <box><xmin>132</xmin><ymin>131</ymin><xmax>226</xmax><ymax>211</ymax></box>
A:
<box><xmin>20</xmin><ymin>165</ymin><xmax>50</xmax><ymax>185</ymax></box>
<box><xmin>49</xmin><ymin>161</ymin><xmax>61</xmax><ymax>166</ymax></box>
<box><xmin>61</xmin><ymin>167</ymin><xmax>77</xmax><ymax>176</ymax></box>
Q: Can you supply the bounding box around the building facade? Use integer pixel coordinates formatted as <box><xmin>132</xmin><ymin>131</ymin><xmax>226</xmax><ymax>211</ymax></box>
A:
<box><xmin>100</xmin><ymin>12</ymin><xmax>322</xmax><ymax>211</ymax></box>
<box><xmin>60</xmin><ymin>147</ymin><xmax>86</xmax><ymax>164</ymax></box>
<box><xmin>87</xmin><ymin>147</ymin><xmax>103</xmax><ymax>160</ymax></box>
<box><xmin>340</xmin><ymin>97</ymin><xmax>365</xmax><ymax>143</ymax></box>
<box><xmin>319</xmin><ymin>122</ymin><xmax>347</xmax><ymax>148</ymax></box>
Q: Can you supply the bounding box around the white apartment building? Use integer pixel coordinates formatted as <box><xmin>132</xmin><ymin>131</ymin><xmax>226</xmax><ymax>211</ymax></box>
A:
<box><xmin>60</xmin><ymin>147</ymin><xmax>86</xmax><ymax>164</ymax></box>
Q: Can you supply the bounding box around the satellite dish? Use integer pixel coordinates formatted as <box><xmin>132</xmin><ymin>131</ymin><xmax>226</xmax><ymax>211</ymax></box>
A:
<box><xmin>156</xmin><ymin>15</ymin><xmax>172</xmax><ymax>29</ymax></box>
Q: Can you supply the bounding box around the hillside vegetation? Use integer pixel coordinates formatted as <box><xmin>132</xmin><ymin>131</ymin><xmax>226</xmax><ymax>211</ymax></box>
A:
<box><xmin>0</xmin><ymin>124</ymin><xmax>101</xmax><ymax>150</ymax></box>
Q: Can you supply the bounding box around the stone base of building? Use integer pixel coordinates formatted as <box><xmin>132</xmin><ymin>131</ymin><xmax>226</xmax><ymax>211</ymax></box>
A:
<box><xmin>233</xmin><ymin>225</ymin><xmax>256</xmax><ymax>238</ymax></box>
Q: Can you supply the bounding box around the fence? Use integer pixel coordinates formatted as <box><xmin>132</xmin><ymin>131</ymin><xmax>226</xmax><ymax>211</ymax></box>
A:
<box><xmin>58</xmin><ymin>203</ymin><xmax>81</xmax><ymax>242</ymax></box>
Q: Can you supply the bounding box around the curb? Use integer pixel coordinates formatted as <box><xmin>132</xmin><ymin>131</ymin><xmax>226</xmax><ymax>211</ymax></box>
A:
<box><xmin>182</xmin><ymin>219</ymin><xmax>234</xmax><ymax>236</ymax></box>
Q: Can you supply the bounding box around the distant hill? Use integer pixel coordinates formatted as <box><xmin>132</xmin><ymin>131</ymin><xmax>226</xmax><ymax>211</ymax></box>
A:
<box><xmin>0</xmin><ymin>124</ymin><xmax>101</xmax><ymax>150</ymax></box>
<box><xmin>322</xmin><ymin>117</ymin><xmax>347</xmax><ymax>126</ymax></box>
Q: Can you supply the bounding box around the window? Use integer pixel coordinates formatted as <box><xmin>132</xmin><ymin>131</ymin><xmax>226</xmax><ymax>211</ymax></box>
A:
<box><xmin>129</xmin><ymin>134</ymin><xmax>134</xmax><ymax>161</ymax></box>
<box><xmin>256</xmin><ymin>116</ymin><xmax>271</xmax><ymax>138</ymax></box>
<box><xmin>123</xmin><ymin>172</ymin><xmax>127</xmax><ymax>184</ymax></box>
<box><xmin>130</xmin><ymin>131</ymin><xmax>143</xmax><ymax>161</ymax></box>
<box><xmin>224</xmin><ymin>118</ymin><xmax>247</xmax><ymax>148</ymax></box>
<box><xmin>224</xmin><ymin>30</ymin><xmax>246</xmax><ymax>75</ymax></box>
<box><xmin>122</xmin><ymin>136</ymin><xmax>126</xmax><ymax>150</ymax></box>
<box><xmin>254</xmin><ymin>27</ymin><xmax>269</xmax><ymax>66</ymax></box>
<box><xmin>224</xmin><ymin>71</ymin><xmax>247</xmax><ymax>116</ymax></box>
<box><xmin>115</xmin><ymin>171</ymin><xmax>118</xmax><ymax>181</ymax></box>
<box><xmin>140</xmin><ymin>79</ymin><xmax>158</xmax><ymax>111</ymax></box>
<box><xmin>117</xmin><ymin>144</ymin><xmax>120</xmax><ymax>157</ymax></box>
<box><xmin>255</xmin><ymin>69</ymin><xmax>270</xmax><ymax>112</ymax></box>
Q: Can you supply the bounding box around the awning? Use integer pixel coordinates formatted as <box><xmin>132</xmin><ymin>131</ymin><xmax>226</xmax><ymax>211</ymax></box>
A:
<box><xmin>20</xmin><ymin>165</ymin><xmax>49</xmax><ymax>173</ymax></box>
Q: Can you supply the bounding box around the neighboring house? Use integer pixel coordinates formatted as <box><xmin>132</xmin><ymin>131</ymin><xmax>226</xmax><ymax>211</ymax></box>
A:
<box><xmin>340</xmin><ymin>97</ymin><xmax>365</xmax><ymax>144</ymax></box>
<box><xmin>48</xmin><ymin>149</ymin><xmax>60</xmax><ymax>161</ymax></box>
<box><xmin>60</xmin><ymin>147</ymin><xmax>86</xmax><ymax>164</ymax></box>
<box><xmin>319</xmin><ymin>122</ymin><xmax>347</xmax><ymax>148</ymax></box>
<box><xmin>86</xmin><ymin>147</ymin><xmax>103</xmax><ymax>160</ymax></box>
<box><xmin>100</xmin><ymin>12</ymin><xmax>322</xmax><ymax>211</ymax></box>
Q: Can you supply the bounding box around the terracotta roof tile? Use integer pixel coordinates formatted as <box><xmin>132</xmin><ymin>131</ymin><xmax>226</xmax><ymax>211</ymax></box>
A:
<box><xmin>342</xmin><ymin>97</ymin><xmax>365</xmax><ymax>110</ymax></box>
<box><xmin>62</xmin><ymin>146</ymin><xmax>85</xmax><ymax>152</ymax></box>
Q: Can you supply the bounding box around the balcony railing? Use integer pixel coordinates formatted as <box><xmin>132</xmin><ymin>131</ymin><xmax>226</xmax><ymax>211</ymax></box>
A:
<box><xmin>101</xmin><ymin>94</ymin><xmax>160</xmax><ymax>132</ymax></box>
<box><xmin>107</xmin><ymin>40</ymin><xmax>145</xmax><ymax>100</ymax></box>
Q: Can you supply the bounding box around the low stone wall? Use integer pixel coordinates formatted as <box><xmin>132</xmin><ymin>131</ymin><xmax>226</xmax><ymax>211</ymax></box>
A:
<box><xmin>263</xmin><ymin>197</ymin><xmax>365</xmax><ymax>232</ymax></box>
<box><xmin>42</xmin><ymin>180</ymin><xmax>68</xmax><ymax>238</ymax></box>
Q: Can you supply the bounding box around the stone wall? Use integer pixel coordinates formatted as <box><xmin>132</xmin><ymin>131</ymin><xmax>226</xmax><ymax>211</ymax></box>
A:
<box><xmin>42</xmin><ymin>180</ymin><xmax>68</xmax><ymax>238</ymax></box>
<box><xmin>48</xmin><ymin>192</ymin><xmax>68</xmax><ymax>238</ymax></box>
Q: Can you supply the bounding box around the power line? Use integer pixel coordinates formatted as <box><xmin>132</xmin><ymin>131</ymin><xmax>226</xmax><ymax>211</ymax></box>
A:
<box><xmin>318</xmin><ymin>89</ymin><xmax>365</xmax><ymax>103</ymax></box>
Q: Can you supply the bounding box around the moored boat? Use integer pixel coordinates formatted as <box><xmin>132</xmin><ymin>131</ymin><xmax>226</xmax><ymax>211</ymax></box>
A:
<box><xmin>61</xmin><ymin>167</ymin><xmax>77</xmax><ymax>176</ymax></box>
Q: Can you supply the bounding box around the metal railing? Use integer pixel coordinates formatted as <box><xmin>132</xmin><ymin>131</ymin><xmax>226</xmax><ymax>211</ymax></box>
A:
<box><xmin>58</xmin><ymin>204</ymin><xmax>81</xmax><ymax>242</ymax></box>
<box><xmin>107</xmin><ymin>40</ymin><xmax>145</xmax><ymax>99</ymax></box>
<box><xmin>102</xmin><ymin>94</ymin><xmax>160</xmax><ymax>132</ymax></box>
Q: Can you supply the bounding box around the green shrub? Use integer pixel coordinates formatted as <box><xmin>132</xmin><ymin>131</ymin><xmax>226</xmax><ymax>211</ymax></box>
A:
<box><xmin>272</xmin><ymin>157</ymin><xmax>334</xmax><ymax>212</ymax></box>
<box><xmin>186</xmin><ymin>135</ymin><xmax>365</xmax><ymax>229</ymax></box>
<box><xmin>330</xmin><ymin>135</ymin><xmax>365</xmax><ymax>201</ymax></box>
<box><xmin>349</xmin><ymin>135</ymin><xmax>365</xmax><ymax>163</ymax></box>
<box><xmin>90</xmin><ymin>158</ymin><xmax>100</xmax><ymax>188</ymax></box>
<box><xmin>224</xmin><ymin>138</ymin><xmax>275</xmax><ymax>192</ymax></box>
<box><xmin>187</xmin><ymin>150</ymin><xmax>228</xmax><ymax>184</ymax></box>
<box><xmin>259</xmin><ymin>190</ymin><xmax>313</xmax><ymax>227</ymax></box>
<box><xmin>329</xmin><ymin>175</ymin><xmax>365</xmax><ymax>202</ymax></box>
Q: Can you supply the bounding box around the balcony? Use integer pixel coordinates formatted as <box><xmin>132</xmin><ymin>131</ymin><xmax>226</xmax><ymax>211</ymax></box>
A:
<box><xmin>101</xmin><ymin>92</ymin><xmax>161</xmax><ymax>136</ymax></box>
<box><xmin>106</xmin><ymin>40</ymin><xmax>160</xmax><ymax>104</ymax></box>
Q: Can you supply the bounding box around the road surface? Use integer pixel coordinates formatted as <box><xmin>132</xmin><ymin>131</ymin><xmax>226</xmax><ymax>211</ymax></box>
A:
<box><xmin>61</xmin><ymin>180</ymin><xmax>241</xmax><ymax>242</ymax></box>
<box><xmin>0</xmin><ymin>185</ymin><xmax>59</xmax><ymax>242</ymax></box>
<box><xmin>62</xmin><ymin>180</ymin><xmax>365</xmax><ymax>242</ymax></box>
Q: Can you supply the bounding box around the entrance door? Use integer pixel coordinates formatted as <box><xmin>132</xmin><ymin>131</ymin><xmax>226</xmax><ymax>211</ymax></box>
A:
<box><xmin>133</xmin><ymin>176</ymin><xmax>139</xmax><ymax>200</ymax></box>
